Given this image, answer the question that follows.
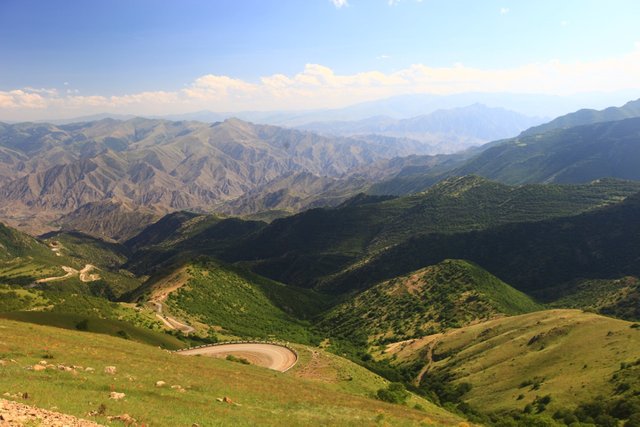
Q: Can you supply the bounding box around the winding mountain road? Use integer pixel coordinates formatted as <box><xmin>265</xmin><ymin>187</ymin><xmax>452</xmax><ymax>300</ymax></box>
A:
<box><xmin>151</xmin><ymin>301</ymin><xmax>195</xmax><ymax>334</ymax></box>
<box><xmin>36</xmin><ymin>264</ymin><xmax>100</xmax><ymax>283</ymax></box>
<box><xmin>177</xmin><ymin>343</ymin><xmax>297</xmax><ymax>372</ymax></box>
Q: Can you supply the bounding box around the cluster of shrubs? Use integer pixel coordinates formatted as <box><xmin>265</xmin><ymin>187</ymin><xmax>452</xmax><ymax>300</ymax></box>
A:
<box><xmin>551</xmin><ymin>397</ymin><xmax>640</xmax><ymax>427</ymax></box>
<box><xmin>376</xmin><ymin>382</ymin><xmax>410</xmax><ymax>404</ymax></box>
<box><xmin>487</xmin><ymin>396</ymin><xmax>640</xmax><ymax>427</ymax></box>
<box><xmin>225</xmin><ymin>354</ymin><xmax>251</xmax><ymax>365</ymax></box>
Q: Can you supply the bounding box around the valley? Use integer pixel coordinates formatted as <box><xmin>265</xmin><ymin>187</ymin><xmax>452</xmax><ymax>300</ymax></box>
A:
<box><xmin>2</xmin><ymin>94</ymin><xmax>640</xmax><ymax>426</ymax></box>
<box><xmin>4</xmin><ymin>2</ymin><xmax>640</xmax><ymax>425</ymax></box>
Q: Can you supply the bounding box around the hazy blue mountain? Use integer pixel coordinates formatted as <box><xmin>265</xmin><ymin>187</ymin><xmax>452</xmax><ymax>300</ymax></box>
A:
<box><xmin>521</xmin><ymin>98</ymin><xmax>640</xmax><ymax>136</ymax></box>
<box><xmin>453</xmin><ymin>117</ymin><xmax>640</xmax><ymax>184</ymax></box>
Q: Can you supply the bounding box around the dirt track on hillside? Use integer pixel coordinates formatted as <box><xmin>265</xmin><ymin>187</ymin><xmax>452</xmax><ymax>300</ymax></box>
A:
<box><xmin>36</xmin><ymin>264</ymin><xmax>100</xmax><ymax>283</ymax></box>
<box><xmin>151</xmin><ymin>301</ymin><xmax>195</xmax><ymax>334</ymax></box>
<box><xmin>178</xmin><ymin>343</ymin><xmax>297</xmax><ymax>372</ymax></box>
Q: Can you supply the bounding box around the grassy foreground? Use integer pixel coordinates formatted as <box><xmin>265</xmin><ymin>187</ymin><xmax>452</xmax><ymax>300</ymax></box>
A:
<box><xmin>0</xmin><ymin>318</ymin><xmax>467</xmax><ymax>426</ymax></box>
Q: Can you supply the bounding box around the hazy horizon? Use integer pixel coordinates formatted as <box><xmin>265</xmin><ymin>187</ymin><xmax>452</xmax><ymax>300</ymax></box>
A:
<box><xmin>2</xmin><ymin>0</ymin><xmax>640</xmax><ymax>121</ymax></box>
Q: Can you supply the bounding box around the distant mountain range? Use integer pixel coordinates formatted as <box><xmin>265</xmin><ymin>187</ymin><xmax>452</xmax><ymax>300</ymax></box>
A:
<box><xmin>0</xmin><ymin>117</ymin><xmax>435</xmax><ymax>238</ymax></box>
<box><xmin>44</xmin><ymin>91</ymin><xmax>639</xmax><ymax>126</ymax></box>
<box><xmin>370</xmin><ymin>98</ymin><xmax>640</xmax><ymax>194</ymax></box>
<box><xmin>2</xmin><ymin>97</ymin><xmax>640</xmax><ymax>241</ymax></box>
<box><xmin>296</xmin><ymin>104</ymin><xmax>545</xmax><ymax>153</ymax></box>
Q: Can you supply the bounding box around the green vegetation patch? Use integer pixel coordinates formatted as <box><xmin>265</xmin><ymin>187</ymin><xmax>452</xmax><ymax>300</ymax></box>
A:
<box><xmin>320</xmin><ymin>259</ymin><xmax>541</xmax><ymax>344</ymax></box>
<box><xmin>0</xmin><ymin>311</ymin><xmax>183</xmax><ymax>349</ymax></box>
<box><xmin>164</xmin><ymin>259</ymin><xmax>327</xmax><ymax>344</ymax></box>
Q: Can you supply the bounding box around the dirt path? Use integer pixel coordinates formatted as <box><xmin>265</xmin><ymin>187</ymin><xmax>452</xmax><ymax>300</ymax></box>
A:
<box><xmin>178</xmin><ymin>343</ymin><xmax>298</xmax><ymax>372</ymax></box>
<box><xmin>0</xmin><ymin>398</ymin><xmax>103</xmax><ymax>426</ymax></box>
<box><xmin>151</xmin><ymin>301</ymin><xmax>195</xmax><ymax>335</ymax></box>
<box><xmin>413</xmin><ymin>337</ymin><xmax>440</xmax><ymax>386</ymax></box>
<box><xmin>36</xmin><ymin>266</ymin><xmax>78</xmax><ymax>283</ymax></box>
<box><xmin>78</xmin><ymin>264</ymin><xmax>100</xmax><ymax>282</ymax></box>
<box><xmin>36</xmin><ymin>264</ymin><xmax>100</xmax><ymax>284</ymax></box>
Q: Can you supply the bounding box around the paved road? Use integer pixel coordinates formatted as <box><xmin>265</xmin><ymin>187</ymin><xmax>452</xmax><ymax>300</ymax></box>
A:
<box><xmin>177</xmin><ymin>343</ymin><xmax>297</xmax><ymax>372</ymax></box>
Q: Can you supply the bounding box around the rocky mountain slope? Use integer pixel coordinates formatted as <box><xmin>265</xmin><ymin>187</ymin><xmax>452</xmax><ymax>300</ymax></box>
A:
<box><xmin>0</xmin><ymin>117</ymin><xmax>436</xmax><ymax>238</ymax></box>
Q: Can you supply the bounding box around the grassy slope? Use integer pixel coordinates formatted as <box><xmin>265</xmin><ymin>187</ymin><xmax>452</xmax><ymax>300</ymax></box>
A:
<box><xmin>0</xmin><ymin>318</ymin><xmax>465</xmax><ymax>426</ymax></box>
<box><xmin>41</xmin><ymin>232</ymin><xmax>142</xmax><ymax>299</ymax></box>
<box><xmin>320</xmin><ymin>260</ymin><xmax>541</xmax><ymax>344</ymax></box>
<box><xmin>384</xmin><ymin>309</ymin><xmax>640</xmax><ymax>414</ymax></box>
<box><xmin>0</xmin><ymin>285</ymin><xmax>175</xmax><ymax>347</ymax></box>
<box><xmin>142</xmin><ymin>259</ymin><xmax>333</xmax><ymax>344</ymax></box>
<box><xmin>0</xmin><ymin>222</ymin><xmax>63</xmax><ymax>283</ymax></box>
<box><xmin>369</xmin><ymin>176</ymin><xmax>640</xmax><ymax>251</ymax></box>
<box><xmin>0</xmin><ymin>225</ymin><xmax>141</xmax><ymax>298</ymax></box>
<box><xmin>0</xmin><ymin>311</ymin><xmax>183</xmax><ymax>350</ymax></box>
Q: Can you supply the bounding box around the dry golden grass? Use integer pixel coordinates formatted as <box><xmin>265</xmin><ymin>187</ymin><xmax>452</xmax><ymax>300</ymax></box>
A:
<box><xmin>0</xmin><ymin>318</ymin><xmax>467</xmax><ymax>426</ymax></box>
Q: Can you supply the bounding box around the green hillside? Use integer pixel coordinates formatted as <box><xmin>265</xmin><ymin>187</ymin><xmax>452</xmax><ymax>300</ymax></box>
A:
<box><xmin>382</xmin><ymin>309</ymin><xmax>640</xmax><ymax>425</ymax></box>
<box><xmin>137</xmin><ymin>258</ymin><xmax>332</xmax><ymax>344</ymax></box>
<box><xmin>0</xmin><ymin>222</ymin><xmax>63</xmax><ymax>283</ymax></box>
<box><xmin>320</xmin><ymin>260</ymin><xmax>541</xmax><ymax>345</ymax></box>
<box><xmin>521</xmin><ymin>98</ymin><xmax>640</xmax><ymax>136</ymax></box>
<box><xmin>39</xmin><ymin>231</ymin><xmax>141</xmax><ymax>298</ymax></box>
<box><xmin>124</xmin><ymin>214</ymin><xmax>266</xmax><ymax>275</ymax></box>
<box><xmin>0</xmin><ymin>317</ymin><xmax>464</xmax><ymax>426</ymax></box>
<box><xmin>328</xmin><ymin>190</ymin><xmax>640</xmax><ymax>296</ymax></box>
<box><xmin>0</xmin><ymin>282</ymin><xmax>174</xmax><ymax>346</ymax></box>
<box><xmin>0</xmin><ymin>311</ymin><xmax>183</xmax><ymax>349</ymax></box>
<box><xmin>217</xmin><ymin>177</ymin><xmax>640</xmax><ymax>291</ymax></box>
<box><xmin>453</xmin><ymin>117</ymin><xmax>640</xmax><ymax>184</ymax></box>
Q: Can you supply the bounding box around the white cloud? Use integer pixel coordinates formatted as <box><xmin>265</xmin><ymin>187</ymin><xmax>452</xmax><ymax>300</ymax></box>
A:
<box><xmin>500</xmin><ymin>7</ymin><xmax>509</xmax><ymax>15</ymax></box>
<box><xmin>330</xmin><ymin>0</ymin><xmax>348</xmax><ymax>8</ymax></box>
<box><xmin>377</xmin><ymin>54</ymin><xmax>391</xmax><ymax>60</ymax></box>
<box><xmin>2</xmin><ymin>45</ymin><xmax>640</xmax><ymax>120</ymax></box>
<box><xmin>388</xmin><ymin>0</ymin><xmax>401</xmax><ymax>5</ymax></box>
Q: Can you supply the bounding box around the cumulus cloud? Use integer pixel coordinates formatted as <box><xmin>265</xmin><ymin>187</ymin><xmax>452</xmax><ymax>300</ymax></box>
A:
<box><xmin>2</xmin><ymin>45</ymin><xmax>640</xmax><ymax>120</ymax></box>
<box><xmin>500</xmin><ymin>7</ymin><xmax>509</xmax><ymax>15</ymax></box>
<box><xmin>330</xmin><ymin>0</ymin><xmax>348</xmax><ymax>8</ymax></box>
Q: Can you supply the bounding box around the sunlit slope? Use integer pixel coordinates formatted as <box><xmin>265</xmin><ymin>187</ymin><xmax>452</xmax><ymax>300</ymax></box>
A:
<box><xmin>384</xmin><ymin>309</ymin><xmax>640</xmax><ymax>414</ymax></box>
<box><xmin>320</xmin><ymin>259</ymin><xmax>541</xmax><ymax>344</ymax></box>
<box><xmin>0</xmin><ymin>318</ymin><xmax>465</xmax><ymax>426</ymax></box>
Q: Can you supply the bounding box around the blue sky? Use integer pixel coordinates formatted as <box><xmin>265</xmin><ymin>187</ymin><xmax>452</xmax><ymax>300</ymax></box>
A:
<box><xmin>1</xmin><ymin>0</ymin><xmax>640</xmax><ymax>119</ymax></box>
